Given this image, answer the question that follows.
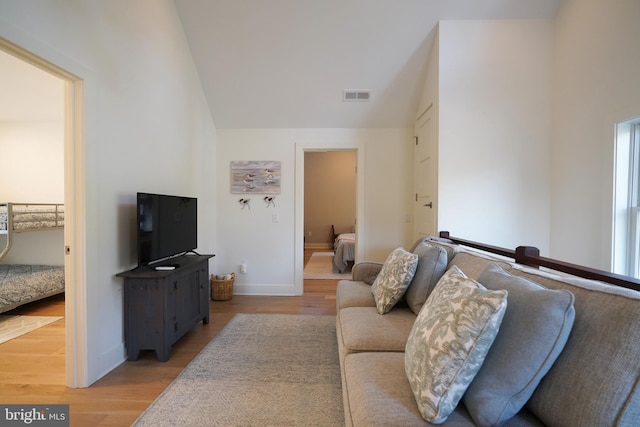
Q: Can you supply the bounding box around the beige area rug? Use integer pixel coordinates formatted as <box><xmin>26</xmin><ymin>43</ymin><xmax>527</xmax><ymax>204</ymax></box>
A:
<box><xmin>304</xmin><ymin>251</ymin><xmax>352</xmax><ymax>280</ymax></box>
<box><xmin>133</xmin><ymin>313</ymin><xmax>344</xmax><ymax>427</ymax></box>
<box><xmin>0</xmin><ymin>315</ymin><xmax>63</xmax><ymax>345</ymax></box>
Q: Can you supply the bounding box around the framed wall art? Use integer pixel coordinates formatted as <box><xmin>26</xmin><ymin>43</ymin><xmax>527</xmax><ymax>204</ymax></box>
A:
<box><xmin>230</xmin><ymin>160</ymin><xmax>281</xmax><ymax>194</ymax></box>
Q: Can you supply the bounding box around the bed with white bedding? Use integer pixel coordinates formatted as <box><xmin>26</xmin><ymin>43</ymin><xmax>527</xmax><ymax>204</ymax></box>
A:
<box><xmin>331</xmin><ymin>225</ymin><xmax>355</xmax><ymax>273</ymax></box>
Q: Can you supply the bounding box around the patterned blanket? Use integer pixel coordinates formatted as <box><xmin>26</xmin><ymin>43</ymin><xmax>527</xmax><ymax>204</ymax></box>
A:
<box><xmin>0</xmin><ymin>265</ymin><xmax>64</xmax><ymax>313</ymax></box>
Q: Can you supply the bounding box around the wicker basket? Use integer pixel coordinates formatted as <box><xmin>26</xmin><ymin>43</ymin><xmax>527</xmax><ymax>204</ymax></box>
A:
<box><xmin>210</xmin><ymin>272</ymin><xmax>235</xmax><ymax>301</ymax></box>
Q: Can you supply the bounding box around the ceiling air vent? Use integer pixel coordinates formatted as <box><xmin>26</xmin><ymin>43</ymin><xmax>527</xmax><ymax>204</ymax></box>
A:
<box><xmin>343</xmin><ymin>90</ymin><xmax>371</xmax><ymax>102</ymax></box>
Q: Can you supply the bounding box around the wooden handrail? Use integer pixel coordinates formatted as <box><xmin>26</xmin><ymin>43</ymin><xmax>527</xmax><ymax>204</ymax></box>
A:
<box><xmin>437</xmin><ymin>231</ymin><xmax>516</xmax><ymax>259</ymax></box>
<box><xmin>437</xmin><ymin>231</ymin><xmax>640</xmax><ymax>292</ymax></box>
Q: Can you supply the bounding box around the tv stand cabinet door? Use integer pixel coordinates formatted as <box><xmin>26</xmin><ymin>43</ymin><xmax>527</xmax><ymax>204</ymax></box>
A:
<box><xmin>124</xmin><ymin>277</ymin><xmax>174</xmax><ymax>362</ymax></box>
<box><xmin>174</xmin><ymin>260</ymin><xmax>210</xmax><ymax>340</ymax></box>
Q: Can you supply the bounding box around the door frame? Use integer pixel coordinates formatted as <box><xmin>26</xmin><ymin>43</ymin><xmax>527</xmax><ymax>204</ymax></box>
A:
<box><xmin>0</xmin><ymin>36</ymin><xmax>89</xmax><ymax>388</ymax></box>
<box><xmin>294</xmin><ymin>141</ymin><xmax>365</xmax><ymax>295</ymax></box>
<box><xmin>414</xmin><ymin>103</ymin><xmax>438</xmax><ymax>239</ymax></box>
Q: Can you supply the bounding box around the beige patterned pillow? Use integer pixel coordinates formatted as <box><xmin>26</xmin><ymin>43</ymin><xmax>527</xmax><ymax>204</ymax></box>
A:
<box><xmin>371</xmin><ymin>247</ymin><xmax>418</xmax><ymax>314</ymax></box>
<box><xmin>405</xmin><ymin>266</ymin><xmax>508</xmax><ymax>423</ymax></box>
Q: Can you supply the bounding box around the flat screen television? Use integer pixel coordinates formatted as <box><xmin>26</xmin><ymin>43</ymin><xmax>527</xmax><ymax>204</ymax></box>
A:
<box><xmin>137</xmin><ymin>192</ymin><xmax>197</xmax><ymax>267</ymax></box>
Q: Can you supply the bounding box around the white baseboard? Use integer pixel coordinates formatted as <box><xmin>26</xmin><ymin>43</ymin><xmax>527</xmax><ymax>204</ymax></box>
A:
<box><xmin>233</xmin><ymin>283</ymin><xmax>298</xmax><ymax>296</ymax></box>
<box><xmin>304</xmin><ymin>243</ymin><xmax>332</xmax><ymax>250</ymax></box>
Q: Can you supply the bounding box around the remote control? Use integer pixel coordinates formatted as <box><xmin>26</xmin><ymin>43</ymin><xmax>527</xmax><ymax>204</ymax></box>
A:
<box><xmin>155</xmin><ymin>266</ymin><xmax>176</xmax><ymax>271</ymax></box>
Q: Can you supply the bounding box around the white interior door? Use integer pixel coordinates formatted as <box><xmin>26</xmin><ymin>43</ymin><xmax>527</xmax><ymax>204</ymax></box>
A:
<box><xmin>414</xmin><ymin>107</ymin><xmax>437</xmax><ymax>239</ymax></box>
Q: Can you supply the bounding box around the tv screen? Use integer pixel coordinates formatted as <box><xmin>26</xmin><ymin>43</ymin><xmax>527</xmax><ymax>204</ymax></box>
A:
<box><xmin>137</xmin><ymin>192</ymin><xmax>197</xmax><ymax>266</ymax></box>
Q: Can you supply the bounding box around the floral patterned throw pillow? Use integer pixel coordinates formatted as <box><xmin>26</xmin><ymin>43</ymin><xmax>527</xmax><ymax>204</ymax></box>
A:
<box><xmin>404</xmin><ymin>266</ymin><xmax>508</xmax><ymax>423</ymax></box>
<box><xmin>371</xmin><ymin>247</ymin><xmax>418</xmax><ymax>314</ymax></box>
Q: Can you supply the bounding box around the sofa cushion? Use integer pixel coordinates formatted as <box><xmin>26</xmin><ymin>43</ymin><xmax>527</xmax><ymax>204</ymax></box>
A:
<box><xmin>343</xmin><ymin>353</ymin><xmax>543</xmax><ymax>427</ymax></box>
<box><xmin>463</xmin><ymin>263</ymin><xmax>575</xmax><ymax>427</ymax></box>
<box><xmin>405</xmin><ymin>266</ymin><xmax>508</xmax><ymax>423</ymax></box>
<box><xmin>338</xmin><ymin>306</ymin><xmax>416</xmax><ymax>354</ymax></box>
<box><xmin>508</xmin><ymin>266</ymin><xmax>640</xmax><ymax>427</ymax></box>
<box><xmin>409</xmin><ymin>237</ymin><xmax>459</xmax><ymax>263</ymax></box>
<box><xmin>371</xmin><ymin>247</ymin><xmax>418</xmax><ymax>314</ymax></box>
<box><xmin>337</xmin><ymin>280</ymin><xmax>376</xmax><ymax>310</ymax></box>
<box><xmin>448</xmin><ymin>251</ymin><xmax>513</xmax><ymax>280</ymax></box>
<box><xmin>404</xmin><ymin>243</ymin><xmax>448</xmax><ymax>314</ymax></box>
<box><xmin>344</xmin><ymin>352</ymin><xmax>477</xmax><ymax>426</ymax></box>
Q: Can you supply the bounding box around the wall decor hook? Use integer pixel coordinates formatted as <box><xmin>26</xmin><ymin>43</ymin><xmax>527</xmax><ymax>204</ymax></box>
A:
<box><xmin>263</xmin><ymin>196</ymin><xmax>276</xmax><ymax>208</ymax></box>
<box><xmin>239</xmin><ymin>198</ymin><xmax>251</xmax><ymax>209</ymax></box>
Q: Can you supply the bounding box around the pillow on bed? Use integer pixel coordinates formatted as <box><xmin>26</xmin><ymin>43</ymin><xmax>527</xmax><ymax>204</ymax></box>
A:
<box><xmin>404</xmin><ymin>243</ymin><xmax>448</xmax><ymax>314</ymax></box>
<box><xmin>371</xmin><ymin>247</ymin><xmax>418</xmax><ymax>314</ymax></box>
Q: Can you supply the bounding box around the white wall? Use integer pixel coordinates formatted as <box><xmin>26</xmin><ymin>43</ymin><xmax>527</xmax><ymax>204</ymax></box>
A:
<box><xmin>0</xmin><ymin>121</ymin><xmax>64</xmax><ymax>202</ymax></box>
<box><xmin>0</xmin><ymin>0</ymin><xmax>217</xmax><ymax>385</ymax></box>
<box><xmin>361</xmin><ymin>129</ymin><xmax>415</xmax><ymax>260</ymax></box>
<box><xmin>0</xmin><ymin>120</ymin><xmax>65</xmax><ymax>265</ymax></box>
<box><xmin>437</xmin><ymin>20</ymin><xmax>553</xmax><ymax>252</ymax></box>
<box><xmin>551</xmin><ymin>0</ymin><xmax>640</xmax><ymax>269</ymax></box>
<box><xmin>216</xmin><ymin>128</ymin><xmax>413</xmax><ymax>295</ymax></box>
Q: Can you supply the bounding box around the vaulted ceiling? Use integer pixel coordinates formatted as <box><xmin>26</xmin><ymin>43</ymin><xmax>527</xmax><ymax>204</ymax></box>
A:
<box><xmin>0</xmin><ymin>1</ymin><xmax>562</xmax><ymax>128</ymax></box>
<box><xmin>174</xmin><ymin>0</ymin><xmax>562</xmax><ymax>129</ymax></box>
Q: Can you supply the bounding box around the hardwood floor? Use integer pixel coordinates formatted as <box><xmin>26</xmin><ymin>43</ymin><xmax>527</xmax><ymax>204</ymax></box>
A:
<box><xmin>0</xmin><ymin>250</ymin><xmax>339</xmax><ymax>426</ymax></box>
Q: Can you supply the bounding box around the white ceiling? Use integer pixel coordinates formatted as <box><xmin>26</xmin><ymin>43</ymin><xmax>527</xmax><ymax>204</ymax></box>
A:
<box><xmin>0</xmin><ymin>51</ymin><xmax>63</xmax><ymax>122</ymax></box>
<box><xmin>174</xmin><ymin>0</ymin><xmax>562</xmax><ymax>129</ymax></box>
<box><xmin>0</xmin><ymin>1</ymin><xmax>561</xmax><ymax>128</ymax></box>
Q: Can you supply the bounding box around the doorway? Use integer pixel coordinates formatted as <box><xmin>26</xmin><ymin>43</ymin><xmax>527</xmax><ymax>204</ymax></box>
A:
<box><xmin>303</xmin><ymin>151</ymin><xmax>356</xmax><ymax>280</ymax></box>
<box><xmin>294</xmin><ymin>142</ymin><xmax>365</xmax><ymax>295</ymax></box>
<box><xmin>304</xmin><ymin>151</ymin><xmax>356</xmax><ymax>249</ymax></box>
<box><xmin>0</xmin><ymin>38</ymin><xmax>86</xmax><ymax>388</ymax></box>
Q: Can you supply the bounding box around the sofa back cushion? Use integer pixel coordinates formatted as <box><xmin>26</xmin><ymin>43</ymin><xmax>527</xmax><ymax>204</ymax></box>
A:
<box><xmin>404</xmin><ymin>243</ymin><xmax>448</xmax><ymax>314</ymax></box>
<box><xmin>463</xmin><ymin>263</ymin><xmax>575</xmax><ymax>426</ymax></box>
<box><xmin>504</xmin><ymin>266</ymin><xmax>640</xmax><ymax>426</ymax></box>
<box><xmin>448</xmin><ymin>251</ymin><xmax>513</xmax><ymax>280</ymax></box>
<box><xmin>412</xmin><ymin>237</ymin><xmax>459</xmax><ymax>263</ymax></box>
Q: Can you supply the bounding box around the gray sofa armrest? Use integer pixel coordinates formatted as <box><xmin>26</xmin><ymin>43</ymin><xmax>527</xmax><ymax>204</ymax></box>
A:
<box><xmin>352</xmin><ymin>262</ymin><xmax>383</xmax><ymax>284</ymax></box>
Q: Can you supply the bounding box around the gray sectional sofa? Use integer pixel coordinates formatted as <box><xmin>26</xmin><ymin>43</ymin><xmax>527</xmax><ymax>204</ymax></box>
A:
<box><xmin>336</xmin><ymin>235</ymin><xmax>640</xmax><ymax>426</ymax></box>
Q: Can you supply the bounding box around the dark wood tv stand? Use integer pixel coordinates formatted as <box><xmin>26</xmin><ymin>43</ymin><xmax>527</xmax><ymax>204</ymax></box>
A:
<box><xmin>117</xmin><ymin>254</ymin><xmax>214</xmax><ymax>362</ymax></box>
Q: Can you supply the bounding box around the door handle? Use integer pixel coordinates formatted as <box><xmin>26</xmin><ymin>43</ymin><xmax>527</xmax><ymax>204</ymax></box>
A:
<box><xmin>423</xmin><ymin>202</ymin><xmax>433</xmax><ymax>208</ymax></box>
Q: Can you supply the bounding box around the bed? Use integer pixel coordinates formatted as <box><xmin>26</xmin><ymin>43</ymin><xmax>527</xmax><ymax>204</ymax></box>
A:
<box><xmin>0</xmin><ymin>264</ymin><xmax>65</xmax><ymax>314</ymax></box>
<box><xmin>331</xmin><ymin>224</ymin><xmax>355</xmax><ymax>273</ymax></box>
<box><xmin>0</xmin><ymin>202</ymin><xmax>65</xmax><ymax>313</ymax></box>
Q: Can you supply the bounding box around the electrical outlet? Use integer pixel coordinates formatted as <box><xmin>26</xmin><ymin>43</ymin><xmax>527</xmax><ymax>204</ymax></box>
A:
<box><xmin>308</xmin><ymin>231</ymin><xmax>312</xmax><ymax>236</ymax></box>
<box><xmin>272</xmin><ymin>213</ymin><xmax>279</xmax><ymax>222</ymax></box>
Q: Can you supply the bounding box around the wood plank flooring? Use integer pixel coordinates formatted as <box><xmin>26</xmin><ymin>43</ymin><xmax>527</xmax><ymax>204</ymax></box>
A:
<box><xmin>0</xmin><ymin>250</ymin><xmax>339</xmax><ymax>426</ymax></box>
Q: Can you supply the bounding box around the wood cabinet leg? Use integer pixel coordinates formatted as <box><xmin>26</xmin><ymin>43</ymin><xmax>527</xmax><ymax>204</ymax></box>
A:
<box><xmin>127</xmin><ymin>348</ymin><xmax>140</xmax><ymax>362</ymax></box>
<box><xmin>156</xmin><ymin>347</ymin><xmax>171</xmax><ymax>363</ymax></box>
